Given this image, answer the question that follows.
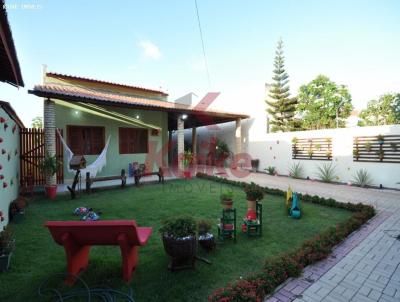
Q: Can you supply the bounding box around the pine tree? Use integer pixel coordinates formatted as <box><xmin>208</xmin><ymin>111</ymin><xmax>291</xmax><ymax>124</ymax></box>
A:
<box><xmin>266</xmin><ymin>39</ymin><xmax>297</xmax><ymax>132</ymax></box>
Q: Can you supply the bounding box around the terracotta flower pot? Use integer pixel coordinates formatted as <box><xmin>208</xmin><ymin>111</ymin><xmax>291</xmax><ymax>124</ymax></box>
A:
<box><xmin>221</xmin><ymin>199</ymin><xmax>233</xmax><ymax>209</ymax></box>
<box><xmin>247</xmin><ymin>199</ymin><xmax>256</xmax><ymax>211</ymax></box>
<box><xmin>45</xmin><ymin>185</ymin><xmax>57</xmax><ymax>200</ymax></box>
<box><xmin>183</xmin><ymin>170</ymin><xmax>192</xmax><ymax>179</ymax></box>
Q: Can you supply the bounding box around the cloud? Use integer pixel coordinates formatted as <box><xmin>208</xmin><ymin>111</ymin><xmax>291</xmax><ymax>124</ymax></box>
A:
<box><xmin>138</xmin><ymin>40</ymin><xmax>162</xmax><ymax>60</ymax></box>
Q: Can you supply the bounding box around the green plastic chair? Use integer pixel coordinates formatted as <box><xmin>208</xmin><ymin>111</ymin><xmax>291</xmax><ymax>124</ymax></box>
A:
<box><xmin>217</xmin><ymin>208</ymin><xmax>236</xmax><ymax>242</ymax></box>
<box><xmin>244</xmin><ymin>202</ymin><xmax>263</xmax><ymax>236</ymax></box>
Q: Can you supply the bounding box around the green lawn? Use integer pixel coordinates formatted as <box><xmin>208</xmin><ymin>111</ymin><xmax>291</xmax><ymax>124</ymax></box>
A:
<box><xmin>0</xmin><ymin>178</ymin><xmax>352</xmax><ymax>301</ymax></box>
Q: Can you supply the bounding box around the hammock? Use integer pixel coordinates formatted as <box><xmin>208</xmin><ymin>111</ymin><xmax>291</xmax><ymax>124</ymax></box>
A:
<box><xmin>57</xmin><ymin>130</ymin><xmax>111</xmax><ymax>178</ymax></box>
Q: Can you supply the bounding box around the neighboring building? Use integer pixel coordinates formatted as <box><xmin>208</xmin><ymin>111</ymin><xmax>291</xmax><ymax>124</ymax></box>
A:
<box><xmin>29</xmin><ymin>72</ymin><xmax>248</xmax><ymax>182</ymax></box>
<box><xmin>0</xmin><ymin>102</ymin><xmax>24</xmax><ymax>227</ymax></box>
<box><xmin>0</xmin><ymin>1</ymin><xmax>24</xmax><ymax>227</ymax></box>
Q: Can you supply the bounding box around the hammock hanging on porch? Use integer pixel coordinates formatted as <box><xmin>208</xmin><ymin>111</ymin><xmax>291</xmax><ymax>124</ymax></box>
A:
<box><xmin>57</xmin><ymin>130</ymin><xmax>111</xmax><ymax>178</ymax></box>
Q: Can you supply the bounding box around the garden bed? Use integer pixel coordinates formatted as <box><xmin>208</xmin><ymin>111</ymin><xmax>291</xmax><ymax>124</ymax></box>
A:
<box><xmin>0</xmin><ymin>177</ymin><xmax>368</xmax><ymax>302</ymax></box>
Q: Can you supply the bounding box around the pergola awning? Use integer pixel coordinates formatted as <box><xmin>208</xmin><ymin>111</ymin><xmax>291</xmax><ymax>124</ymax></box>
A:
<box><xmin>55</xmin><ymin>99</ymin><xmax>161</xmax><ymax>130</ymax></box>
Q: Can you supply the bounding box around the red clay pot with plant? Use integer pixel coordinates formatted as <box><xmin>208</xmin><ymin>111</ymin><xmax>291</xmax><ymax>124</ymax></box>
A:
<box><xmin>45</xmin><ymin>185</ymin><xmax>58</xmax><ymax>199</ymax></box>
<box><xmin>39</xmin><ymin>152</ymin><xmax>60</xmax><ymax>200</ymax></box>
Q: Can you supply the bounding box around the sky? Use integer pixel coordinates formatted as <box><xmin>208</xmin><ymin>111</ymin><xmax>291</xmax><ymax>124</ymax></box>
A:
<box><xmin>1</xmin><ymin>0</ymin><xmax>400</xmax><ymax>126</ymax></box>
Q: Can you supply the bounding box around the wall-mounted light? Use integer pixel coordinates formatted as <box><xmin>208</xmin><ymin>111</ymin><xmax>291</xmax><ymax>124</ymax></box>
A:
<box><xmin>136</xmin><ymin>115</ymin><xmax>140</xmax><ymax>119</ymax></box>
<box><xmin>181</xmin><ymin>114</ymin><xmax>188</xmax><ymax>120</ymax></box>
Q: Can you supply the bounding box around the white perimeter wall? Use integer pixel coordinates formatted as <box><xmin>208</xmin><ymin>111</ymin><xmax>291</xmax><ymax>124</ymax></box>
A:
<box><xmin>174</xmin><ymin>90</ymin><xmax>400</xmax><ymax>189</ymax></box>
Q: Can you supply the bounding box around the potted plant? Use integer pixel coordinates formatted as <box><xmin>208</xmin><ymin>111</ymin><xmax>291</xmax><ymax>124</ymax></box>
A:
<box><xmin>198</xmin><ymin>219</ymin><xmax>215</xmax><ymax>251</ymax></box>
<box><xmin>326</xmin><ymin>150</ymin><xmax>332</xmax><ymax>159</ymax></box>
<box><xmin>291</xmin><ymin>137</ymin><xmax>298</xmax><ymax>144</ymax></box>
<box><xmin>159</xmin><ymin>216</ymin><xmax>197</xmax><ymax>271</ymax></box>
<box><xmin>377</xmin><ymin>134</ymin><xmax>384</xmax><ymax>145</ymax></box>
<box><xmin>265</xmin><ymin>166</ymin><xmax>276</xmax><ymax>175</ymax></box>
<box><xmin>250</xmin><ymin>159</ymin><xmax>260</xmax><ymax>172</ymax></box>
<box><xmin>39</xmin><ymin>152</ymin><xmax>60</xmax><ymax>199</ymax></box>
<box><xmin>307</xmin><ymin>149</ymin><xmax>313</xmax><ymax>158</ymax></box>
<box><xmin>215</xmin><ymin>139</ymin><xmax>231</xmax><ymax>167</ymax></box>
<box><xmin>315</xmin><ymin>143</ymin><xmax>322</xmax><ymax>151</ymax></box>
<box><xmin>377</xmin><ymin>149</ymin><xmax>384</xmax><ymax>161</ymax></box>
<box><xmin>365</xmin><ymin>141</ymin><xmax>372</xmax><ymax>152</ymax></box>
<box><xmin>243</xmin><ymin>182</ymin><xmax>264</xmax><ymax>211</ymax></box>
<box><xmin>0</xmin><ymin>226</ymin><xmax>15</xmax><ymax>272</ymax></box>
<box><xmin>353</xmin><ymin>149</ymin><xmax>359</xmax><ymax>159</ymax></box>
<box><xmin>9</xmin><ymin>196</ymin><xmax>26</xmax><ymax>223</ymax></box>
<box><xmin>220</xmin><ymin>191</ymin><xmax>234</xmax><ymax>209</ymax></box>
<box><xmin>182</xmin><ymin>150</ymin><xmax>194</xmax><ymax>179</ymax></box>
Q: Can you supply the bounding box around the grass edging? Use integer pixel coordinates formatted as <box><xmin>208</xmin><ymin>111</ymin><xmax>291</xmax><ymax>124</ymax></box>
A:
<box><xmin>196</xmin><ymin>172</ymin><xmax>376</xmax><ymax>302</ymax></box>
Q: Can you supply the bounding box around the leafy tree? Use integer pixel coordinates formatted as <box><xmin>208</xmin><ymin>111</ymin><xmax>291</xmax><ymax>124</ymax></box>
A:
<box><xmin>31</xmin><ymin>116</ymin><xmax>43</xmax><ymax>129</ymax></box>
<box><xmin>266</xmin><ymin>38</ymin><xmax>297</xmax><ymax>132</ymax></box>
<box><xmin>297</xmin><ymin>75</ymin><xmax>353</xmax><ymax>130</ymax></box>
<box><xmin>358</xmin><ymin>93</ymin><xmax>400</xmax><ymax>126</ymax></box>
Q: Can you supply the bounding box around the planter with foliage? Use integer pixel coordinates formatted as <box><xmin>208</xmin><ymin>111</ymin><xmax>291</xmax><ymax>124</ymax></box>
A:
<box><xmin>376</xmin><ymin>134</ymin><xmax>384</xmax><ymax>145</ymax></box>
<box><xmin>9</xmin><ymin>196</ymin><xmax>27</xmax><ymax>223</ymax></box>
<box><xmin>0</xmin><ymin>226</ymin><xmax>15</xmax><ymax>272</ymax></box>
<box><xmin>198</xmin><ymin>219</ymin><xmax>215</xmax><ymax>251</ymax></box>
<box><xmin>39</xmin><ymin>152</ymin><xmax>60</xmax><ymax>199</ymax></box>
<box><xmin>244</xmin><ymin>182</ymin><xmax>264</xmax><ymax>211</ymax></box>
<box><xmin>365</xmin><ymin>141</ymin><xmax>372</xmax><ymax>152</ymax></box>
<box><xmin>220</xmin><ymin>191</ymin><xmax>234</xmax><ymax>209</ymax></box>
<box><xmin>159</xmin><ymin>216</ymin><xmax>197</xmax><ymax>271</ymax></box>
<box><xmin>215</xmin><ymin>140</ymin><xmax>231</xmax><ymax>167</ymax></box>
<box><xmin>182</xmin><ymin>150</ymin><xmax>194</xmax><ymax>179</ymax></box>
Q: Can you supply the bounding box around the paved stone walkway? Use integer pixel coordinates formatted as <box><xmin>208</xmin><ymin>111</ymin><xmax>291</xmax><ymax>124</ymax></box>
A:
<box><xmin>217</xmin><ymin>170</ymin><xmax>400</xmax><ymax>302</ymax></box>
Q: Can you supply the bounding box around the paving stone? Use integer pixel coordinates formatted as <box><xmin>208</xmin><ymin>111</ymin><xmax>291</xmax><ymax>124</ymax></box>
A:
<box><xmin>357</xmin><ymin>286</ymin><xmax>372</xmax><ymax>297</ymax></box>
<box><xmin>351</xmin><ymin>293</ymin><xmax>377</xmax><ymax>302</ymax></box>
<box><xmin>378</xmin><ymin>293</ymin><xmax>399</xmax><ymax>302</ymax></box>
<box><xmin>382</xmin><ymin>285</ymin><xmax>397</xmax><ymax>297</ymax></box>
<box><xmin>367</xmin><ymin>289</ymin><xmax>382</xmax><ymax>300</ymax></box>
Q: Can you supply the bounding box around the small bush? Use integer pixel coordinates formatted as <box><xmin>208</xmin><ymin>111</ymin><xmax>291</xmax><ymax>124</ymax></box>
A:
<box><xmin>288</xmin><ymin>162</ymin><xmax>304</xmax><ymax>179</ymax></box>
<box><xmin>265</xmin><ymin>166</ymin><xmax>276</xmax><ymax>175</ymax></box>
<box><xmin>159</xmin><ymin>215</ymin><xmax>197</xmax><ymax>239</ymax></box>
<box><xmin>315</xmin><ymin>163</ymin><xmax>337</xmax><ymax>183</ymax></box>
<box><xmin>352</xmin><ymin>169</ymin><xmax>373</xmax><ymax>188</ymax></box>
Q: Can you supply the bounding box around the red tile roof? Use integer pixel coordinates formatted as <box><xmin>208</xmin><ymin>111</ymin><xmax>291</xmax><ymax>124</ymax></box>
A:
<box><xmin>0</xmin><ymin>1</ymin><xmax>24</xmax><ymax>87</ymax></box>
<box><xmin>46</xmin><ymin>72</ymin><xmax>168</xmax><ymax>96</ymax></box>
<box><xmin>0</xmin><ymin>100</ymin><xmax>24</xmax><ymax>127</ymax></box>
<box><xmin>29</xmin><ymin>83</ymin><xmax>248</xmax><ymax>119</ymax></box>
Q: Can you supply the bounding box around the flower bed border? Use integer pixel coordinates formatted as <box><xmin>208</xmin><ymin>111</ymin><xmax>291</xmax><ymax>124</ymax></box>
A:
<box><xmin>195</xmin><ymin>173</ymin><xmax>376</xmax><ymax>302</ymax></box>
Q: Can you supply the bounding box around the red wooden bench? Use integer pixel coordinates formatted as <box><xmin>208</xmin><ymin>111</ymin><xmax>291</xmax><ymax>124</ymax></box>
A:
<box><xmin>45</xmin><ymin>220</ymin><xmax>152</xmax><ymax>283</ymax></box>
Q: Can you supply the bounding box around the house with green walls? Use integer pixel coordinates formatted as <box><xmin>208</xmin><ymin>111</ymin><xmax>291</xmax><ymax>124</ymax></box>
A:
<box><xmin>29</xmin><ymin>71</ymin><xmax>248</xmax><ymax>185</ymax></box>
